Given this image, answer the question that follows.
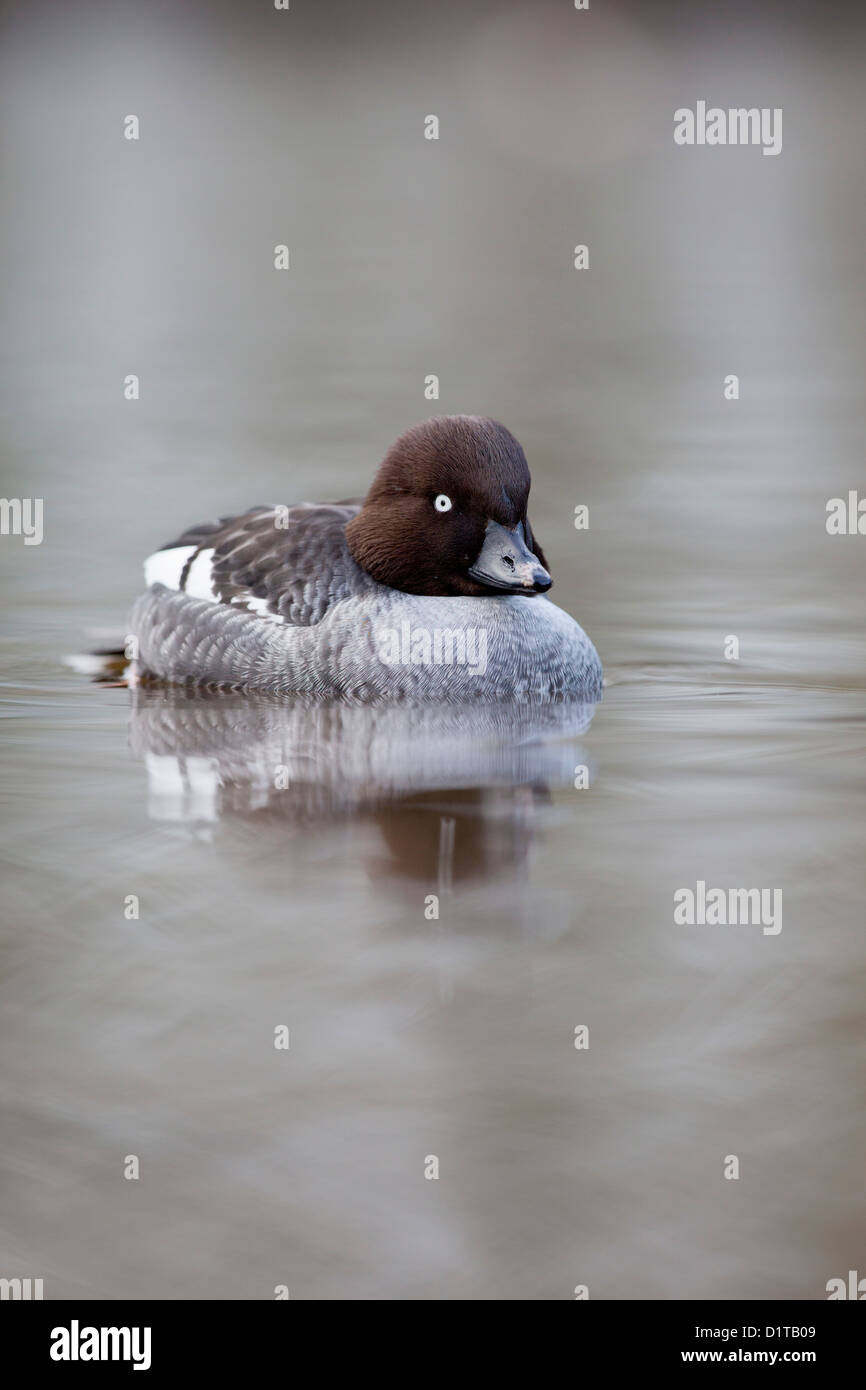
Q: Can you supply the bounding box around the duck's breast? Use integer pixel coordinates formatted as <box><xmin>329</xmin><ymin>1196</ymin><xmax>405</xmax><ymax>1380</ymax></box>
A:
<box><xmin>311</xmin><ymin>590</ymin><xmax>603</xmax><ymax>700</ymax></box>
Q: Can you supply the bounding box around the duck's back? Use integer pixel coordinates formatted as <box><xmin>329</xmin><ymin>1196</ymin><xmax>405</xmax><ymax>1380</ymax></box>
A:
<box><xmin>143</xmin><ymin>502</ymin><xmax>374</xmax><ymax>625</ymax></box>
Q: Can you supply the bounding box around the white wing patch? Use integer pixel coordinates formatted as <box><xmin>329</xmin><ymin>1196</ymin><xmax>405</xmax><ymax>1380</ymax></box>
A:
<box><xmin>144</xmin><ymin>541</ymin><xmax>286</xmax><ymax>621</ymax></box>
<box><xmin>145</xmin><ymin>544</ymin><xmax>217</xmax><ymax>599</ymax></box>
<box><xmin>233</xmin><ymin>593</ymin><xmax>285</xmax><ymax>625</ymax></box>
<box><xmin>184</xmin><ymin>548</ymin><xmax>217</xmax><ymax>600</ymax></box>
<box><xmin>144</xmin><ymin>545</ymin><xmax>195</xmax><ymax>590</ymax></box>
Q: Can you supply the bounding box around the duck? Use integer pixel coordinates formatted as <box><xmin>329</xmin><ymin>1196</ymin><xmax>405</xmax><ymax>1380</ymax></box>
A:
<box><xmin>131</xmin><ymin>415</ymin><xmax>602</xmax><ymax>701</ymax></box>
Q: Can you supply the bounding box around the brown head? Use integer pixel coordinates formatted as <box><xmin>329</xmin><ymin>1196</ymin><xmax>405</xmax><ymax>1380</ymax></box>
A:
<box><xmin>345</xmin><ymin>416</ymin><xmax>551</xmax><ymax>597</ymax></box>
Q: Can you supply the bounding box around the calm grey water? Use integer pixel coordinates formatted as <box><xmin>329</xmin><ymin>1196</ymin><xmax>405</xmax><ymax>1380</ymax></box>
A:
<box><xmin>1</xmin><ymin>1</ymin><xmax>864</xmax><ymax>1299</ymax></box>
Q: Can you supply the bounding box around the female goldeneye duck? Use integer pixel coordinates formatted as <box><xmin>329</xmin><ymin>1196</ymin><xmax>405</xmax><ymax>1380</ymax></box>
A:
<box><xmin>133</xmin><ymin>415</ymin><xmax>602</xmax><ymax>700</ymax></box>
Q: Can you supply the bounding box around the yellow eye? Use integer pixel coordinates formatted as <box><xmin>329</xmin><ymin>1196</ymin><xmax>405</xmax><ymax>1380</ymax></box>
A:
<box><xmin>434</xmin><ymin>494</ymin><xmax>452</xmax><ymax>512</ymax></box>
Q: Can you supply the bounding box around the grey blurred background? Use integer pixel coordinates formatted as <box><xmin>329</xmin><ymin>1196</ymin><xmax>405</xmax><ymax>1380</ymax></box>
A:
<box><xmin>0</xmin><ymin>0</ymin><xmax>864</xmax><ymax>1299</ymax></box>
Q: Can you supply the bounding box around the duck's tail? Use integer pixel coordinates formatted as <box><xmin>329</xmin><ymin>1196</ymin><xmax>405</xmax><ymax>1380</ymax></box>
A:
<box><xmin>63</xmin><ymin>644</ymin><xmax>132</xmax><ymax>686</ymax></box>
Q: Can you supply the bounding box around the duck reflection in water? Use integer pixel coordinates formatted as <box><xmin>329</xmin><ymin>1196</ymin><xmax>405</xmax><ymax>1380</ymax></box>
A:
<box><xmin>129</xmin><ymin>687</ymin><xmax>599</xmax><ymax>895</ymax></box>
